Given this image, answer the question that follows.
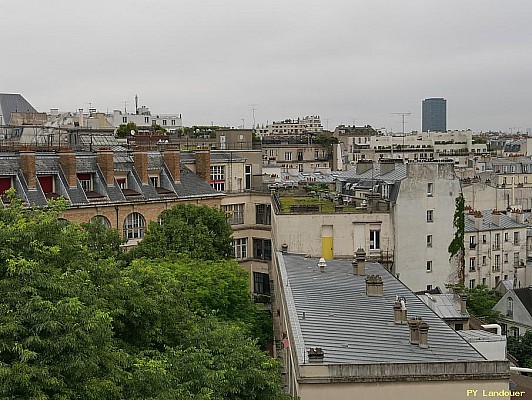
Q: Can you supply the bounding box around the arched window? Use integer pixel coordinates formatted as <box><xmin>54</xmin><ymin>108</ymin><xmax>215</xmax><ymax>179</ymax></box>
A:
<box><xmin>123</xmin><ymin>212</ymin><xmax>146</xmax><ymax>239</ymax></box>
<box><xmin>90</xmin><ymin>215</ymin><xmax>111</xmax><ymax>228</ymax></box>
<box><xmin>507</xmin><ymin>297</ymin><xmax>513</xmax><ymax>317</ymax></box>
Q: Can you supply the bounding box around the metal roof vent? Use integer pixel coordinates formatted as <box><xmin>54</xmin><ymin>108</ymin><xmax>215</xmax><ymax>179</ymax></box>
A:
<box><xmin>318</xmin><ymin>258</ymin><xmax>327</xmax><ymax>272</ymax></box>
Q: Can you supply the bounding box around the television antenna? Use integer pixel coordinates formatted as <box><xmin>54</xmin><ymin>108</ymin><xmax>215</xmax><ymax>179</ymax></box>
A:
<box><xmin>391</xmin><ymin>112</ymin><xmax>411</xmax><ymax>134</ymax></box>
<box><xmin>250</xmin><ymin>104</ymin><xmax>258</xmax><ymax>129</ymax></box>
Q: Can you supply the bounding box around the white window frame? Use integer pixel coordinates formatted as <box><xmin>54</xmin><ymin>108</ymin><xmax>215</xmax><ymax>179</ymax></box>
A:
<box><xmin>233</xmin><ymin>238</ymin><xmax>248</xmax><ymax>260</ymax></box>
<box><xmin>123</xmin><ymin>212</ymin><xmax>146</xmax><ymax>240</ymax></box>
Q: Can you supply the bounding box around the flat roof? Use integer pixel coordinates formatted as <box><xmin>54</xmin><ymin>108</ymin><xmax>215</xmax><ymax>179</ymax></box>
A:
<box><xmin>278</xmin><ymin>253</ymin><xmax>485</xmax><ymax>365</ymax></box>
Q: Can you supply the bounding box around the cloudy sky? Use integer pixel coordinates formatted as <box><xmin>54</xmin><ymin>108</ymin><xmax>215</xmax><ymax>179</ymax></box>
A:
<box><xmin>2</xmin><ymin>0</ymin><xmax>531</xmax><ymax>132</ymax></box>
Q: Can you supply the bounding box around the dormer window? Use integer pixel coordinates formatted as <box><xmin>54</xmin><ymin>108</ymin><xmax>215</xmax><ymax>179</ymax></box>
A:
<box><xmin>149</xmin><ymin>175</ymin><xmax>159</xmax><ymax>188</ymax></box>
<box><xmin>38</xmin><ymin>175</ymin><xmax>58</xmax><ymax>199</ymax></box>
<box><xmin>77</xmin><ymin>173</ymin><xmax>92</xmax><ymax>192</ymax></box>
<box><xmin>116</xmin><ymin>178</ymin><xmax>127</xmax><ymax>190</ymax></box>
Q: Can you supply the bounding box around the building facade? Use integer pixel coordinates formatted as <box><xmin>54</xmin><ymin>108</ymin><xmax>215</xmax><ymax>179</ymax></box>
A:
<box><xmin>422</xmin><ymin>97</ymin><xmax>447</xmax><ymax>132</ymax></box>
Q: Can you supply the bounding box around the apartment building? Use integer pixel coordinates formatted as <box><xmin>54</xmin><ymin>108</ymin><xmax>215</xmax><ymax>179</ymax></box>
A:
<box><xmin>255</xmin><ymin>116</ymin><xmax>323</xmax><ymax>138</ymax></box>
<box><xmin>271</xmin><ymin>251</ymin><xmax>510</xmax><ymax>399</ymax></box>
<box><xmin>464</xmin><ymin>209</ymin><xmax>529</xmax><ymax>289</ymax></box>
<box><xmin>109</xmin><ymin>107</ymin><xmax>182</xmax><ymax>134</ymax></box>
<box><xmin>262</xmin><ymin>141</ymin><xmax>331</xmax><ymax>173</ymax></box>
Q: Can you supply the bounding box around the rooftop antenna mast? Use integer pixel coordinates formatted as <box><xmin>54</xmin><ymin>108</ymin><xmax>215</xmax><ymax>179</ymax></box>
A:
<box><xmin>250</xmin><ymin>104</ymin><xmax>258</xmax><ymax>130</ymax></box>
<box><xmin>391</xmin><ymin>112</ymin><xmax>411</xmax><ymax>134</ymax></box>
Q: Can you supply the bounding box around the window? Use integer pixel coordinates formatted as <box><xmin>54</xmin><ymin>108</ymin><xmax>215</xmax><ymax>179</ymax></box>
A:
<box><xmin>162</xmin><ymin>120</ymin><xmax>167</xmax><ymax>126</ymax></box>
<box><xmin>122</xmin><ymin>117</ymin><xmax>127</xmax><ymax>123</ymax></box>
<box><xmin>514</xmin><ymin>231</ymin><xmax>520</xmax><ymax>245</ymax></box>
<box><xmin>512</xmin><ymin>327</ymin><xmax>519</xmax><ymax>338</ymax></box>
<box><xmin>90</xmin><ymin>215</ymin><xmax>111</xmax><ymax>228</ymax></box>
<box><xmin>171</xmin><ymin>119</ymin><xmax>176</xmax><ymax>125</ymax></box>
<box><xmin>253</xmin><ymin>238</ymin><xmax>272</xmax><ymax>260</ymax></box>
<box><xmin>494</xmin><ymin>254</ymin><xmax>501</xmax><ymax>270</ymax></box>
<box><xmin>504</xmin><ymin>232</ymin><xmax>509</xmax><ymax>242</ymax></box>
<box><xmin>369</xmin><ymin>230</ymin><xmax>380</xmax><ymax>250</ymax></box>
<box><xmin>245</xmin><ymin>165</ymin><xmax>252</xmax><ymax>190</ymax></box>
<box><xmin>482</xmin><ymin>255</ymin><xmax>487</xmax><ymax>265</ymax></box>
<box><xmin>123</xmin><ymin>212</ymin><xmax>146</xmax><ymax>239</ymax></box>
<box><xmin>256</xmin><ymin>204</ymin><xmax>271</xmax><ymax>225</ymax></box>
<box><xmin>233</xmin><ymin>238</ymin><xmax>247</xmax><ymax>260</ymax></box>
<box><xmin>426</xmin><ymin>260</ymin><xmax>432</xmax><ymax>272</ymax></box>
<box><xmin>210</xmin><ymin>165</ymin><xmax>225</xmax><ymax>191</ymax></box>
<box><xmin>77</xmin><ymin>173</ymin><xmax>92</xmax><ymax>192</ymax></box>
<box><xmin>469</xmin><ymin>279</ymin><xmax>475</xmax><ymax>289</ymax></box>
<box><xmin>469</xmin><ymin>257</ymin><xmax>476</xmax><ymax>271</ymax></box>
<box><xmin>145</xmin><ymin>117</ymin><xmax>149</xmax><ymax>123</ymax></box>
<box><xmin>455</xmin><ymin>323</ymin><xmax>464</xmax><ymax>331</ymax></box>
<box><xmin>494</xmin><ymin>233</ymin><xmax>500</xmax><ymax>249</ymax></box>
<box><xmin>284</xmin><ymin>152</ymin><xmax>292</xmax><ymax>161</ymax></box>
<box><xmin>427</xmin><ymin>182</ymin><xmax>433</xmax><ymax>196</ymax></box>
<box><xmin>223</xmin><ymin>203</ymin><xmax>244</xmax><ymax>225</ymax></box>
<box><xmin>298</xmin><ymin>164</ymin><xmax>303</xmax><ymax>172</ymax></box>
<box><xmin>482</xmin><ymin>278</ymin><xmax>487</xmax><ymax>286</ymax></box>
<box><xmin>253</xmin><ymin>272</ymin><xmax>270</xmax><ymax>295</ymax></box>
<box><xmin>427</xmin><ymin>235</ymin><xmax>432</xmax><ymax>248</ymax></box>
<box><xmin>149</xmin><ymin>176</ymin><xmax>159</xmax><ymax>188</ymax></box>
<box><xmin>482</xmin><ymin>234</ymin><xmax>487</xmax><ymax>244</ymax></box>
<box><xmin>0</xmin><ymin>176</ymin><xmax>12</xmax><ymax>196</ymax></box>
<box><xmin>469</xmin><ymin>236</ymin><xmax>476</xmax><ymax>249</ymax></box>
<box><xmin>426</xmin><ymin>210</ymin><xmax>433</xmax><ymax>222</ymax></box>
<box><xmin>116</xmin><ymin>178</ymin><xmax>127</xmax><ymax>189</ymax></box>
<box><xmin>504</xmin><ymin>253</ymin><xmax>509</xmax><ymax>263</ymax></box>
<box><xmin>426</xmin><ymin>285</ymin><xmax>432</xmax><ymax>291</ymax></box>
<box><xmin>507</xmin><ymin>297</ymin><xmax>513</xmax><ymax>317</ymax></box>
<box><xmin>514</xmin><ymin>252</ymin><xmax>520</xmax><ymax>266</ymax></box>
<box><xmin>297</xmin><ymin>151</ymin><xmax>303</xmax><ymax>161</ymax></box>
<box><xmin>501</xmin><ymin>323</ymin><xmax>507</xmax><ymax>335</ymax></box>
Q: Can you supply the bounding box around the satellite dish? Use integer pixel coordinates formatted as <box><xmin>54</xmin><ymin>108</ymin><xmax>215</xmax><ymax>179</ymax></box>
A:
<box><xmin>130</xmin><ymin>130</ymin><xmax>135</xmax><ymax>136</ymax></box>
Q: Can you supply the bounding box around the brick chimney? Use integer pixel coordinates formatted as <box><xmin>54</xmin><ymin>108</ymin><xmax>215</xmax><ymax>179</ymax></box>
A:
<box><xmin>354</xmin><ymin>248</ymin><xmax>366</xmax><ymax>276</ymax></box>
<box><xmin>408</xmin><ymin>317</ymin><xmax>421</xmax><ymax>345</ymax></box>
<box><xmin>394</xmin><ymin>297</ymin><xmax>408</xmax><ymax>324</ymax></box>
<box><xmin>195</xmin><ymin>150</ymin><xmax>211</xmax><ymax>183</ymax></box>
<box><xmin>379</xmin><ymin>159</ymin><xmax>396</xmax><ymax>175</ymax></box>
<box><xmin>418</xmin><ymin>320</ymin><xmax>430</xmax><ymax>349</ymax></box>
<box><xmin>96</xmin><ymin>148</ymin><xmax>115</xmax><ymax>186</ymax></box>
<box><xmin>59</xmin><ymin>150</ymin><xmax>77</xmax><ymax>188</ymax></box>
<box><xmin>356</xmin><ymin>160</ymin><xmax>373</xmax><ymax>175</ymax></box>
<box><xmin>133</xmin><ymin>151</ymin><xmax>149</xmax><ymax>185</ymax></box>
<box><xmin>365</xmin><ymin>275</ymin><xmax>383</xmax><ymax>297</ymax></box>
<box><xmin>20</xmin><ymin>151</ymin><xmax>36</xmax><ymax>189</ymax></box>
<box><xmin>308</xmin><ymin>347</ymin><xmax>324</xmax><ymax>363</ymax></box>
<box><xmin>162</xmin><ymin>147</ymin><xmax>181</xmax><ymax>183</ymax></box>
<box><xmin>460</xmin><ymin>293</ymin><xmax>468</xmax><ymax>314</ymax></box>
<box><xmin>491</xmin><ymin>210</ymin><xmax>501</xmax><ymax>227</ymax></box>
<box><xmin>474</xmin><ymin>210</ymin><xmax>483</xmax><ymax>230</ymax></box>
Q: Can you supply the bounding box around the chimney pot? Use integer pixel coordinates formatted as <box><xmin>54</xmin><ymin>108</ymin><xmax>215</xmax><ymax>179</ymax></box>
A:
<box><xmin>418</xmin><ymin>320</ymin><xmax>430</xmax><ymax>349</ymax></box>
<box><xmin>281</xmin><ymin>244</ymin><xmax>288</xmax><ymax>253</ymax></box>
<box><xmin>460</xmin><ymin>293</ymin><xmax>468</xmax><ymax>314</ymax></box>
<box><xmin>365</xmin><ymin>274</ymin><xmax>383</xmax><ymax>296</ymax></box>
<box><xmin>408</xmin><ymin>317</ymin><xmax>422</xmax><ymax>345</ymax></box>
<box><xmin>355</xmin><ymin>248</ymin><xmax>366</xmax><ymax>276</ymax></box>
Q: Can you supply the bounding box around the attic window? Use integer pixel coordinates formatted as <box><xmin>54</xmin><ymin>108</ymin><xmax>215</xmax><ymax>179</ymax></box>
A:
<box><xmin>77</xmin><ymin>173</ymin><xmax>92</xmax><ymax>192</ymax></box>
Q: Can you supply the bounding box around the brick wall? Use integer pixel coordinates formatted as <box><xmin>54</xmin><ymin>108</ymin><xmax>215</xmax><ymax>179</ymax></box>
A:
<box><xmin>133</xmin><ymin>152</ymin><xmax>149</xmax><ymax>184</ymax></box>
<box><xmin>162</xmin><ymin>148</ymin><xmax>181</xmax><ymax>182</ymax></box>
<box><xmin>20</xmin><ymin>151</ymin><xmax>36</xmax><ymax>188</ymax></box>
<box><xmin>195</xmin><ymin>151</ymin><xmax>211</xmax><ymax>183</ymax></box>
<box><xmin>96</xmin><ymin>150</ymin><xmax>115</xmax><ymax>186</ymax></box>
<box><xmin>59</xmin><ymin>152</ymin><xmax>78</xmax><ymax>188</ymax></box>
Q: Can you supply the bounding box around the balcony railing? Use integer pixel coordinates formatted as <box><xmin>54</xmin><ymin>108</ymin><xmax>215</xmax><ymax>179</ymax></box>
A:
<box><xmin>492</xmin><ymin>244</ymin><xmax>500</xmax><ymax>251</ymax></box>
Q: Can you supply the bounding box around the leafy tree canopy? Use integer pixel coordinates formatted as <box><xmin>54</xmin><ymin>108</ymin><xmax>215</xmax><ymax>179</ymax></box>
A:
<box><xmin>116</xmin><ymin>122</ymin><xmax>138</xmax><ymax>138</ymax></box>
<box><xmin>465</xmin><ymin>285</ymin><xmax>502</xmax><ymax>323</ymax></box>
<box><xmin>508</xmin><ymin>330</ymin><xmax>532</xmax><ymax>368</ymax></box>
<box><xmin>130</xmin><ymin>204</ymin><xmax>234</xmax><ymax>261</ymax></box>
<box><xmin>0</xmin><ymin>199</ymin><xmax>285</xmax><ymax>399</ymax></box>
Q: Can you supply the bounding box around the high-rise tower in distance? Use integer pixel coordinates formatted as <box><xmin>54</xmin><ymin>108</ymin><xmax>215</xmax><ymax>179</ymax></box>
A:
<box><xmin>422</xmin><ymin>98</ymin><xmax>446</xmax><ymax>132</ymax></box>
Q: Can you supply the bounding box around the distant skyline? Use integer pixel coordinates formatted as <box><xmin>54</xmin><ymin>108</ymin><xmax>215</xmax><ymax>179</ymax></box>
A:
<box><xmin>2</xmin><ymin>0</ymin><xmax>531</xmax><ymax>133</ymax></box>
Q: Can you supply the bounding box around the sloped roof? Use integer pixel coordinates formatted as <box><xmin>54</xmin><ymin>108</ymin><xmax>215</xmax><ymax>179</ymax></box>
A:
<box><xmin>0</xmin><ymin>93</ymin><xmax>37</xmax><ymax>125</ymax></box>
<box><xmin>278</xmin><ymin>253</ymin><xmax>485</xmax><ymax>365</ymax></box>
<box><xmin>464</xmin><ymin>210</ymin><xmax>527</xmax><ymax>232</ymax></box>
<box><xmin>418</xmin><ymin>293</ymin><xmax>469</xmax><ymax>320</ymax></box>
<box><xmin>514</xmin><ymin>288</ymin><xmax>532</xmax><ymax>317</ymax></box>
<box><xmin>337</xmin><ymin>163</ymin><xmax>407</xmax><ymax>182</ymax></box>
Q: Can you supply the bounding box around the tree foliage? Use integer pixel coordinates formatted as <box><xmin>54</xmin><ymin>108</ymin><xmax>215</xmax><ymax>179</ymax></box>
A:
<box><xmin>0</xmin><ymin>200</ymin><xmax>285</xmax><ymax>399</ymax></box>
<box><xmin>508</xmin><ymin>330</ymin><xmax>532</xmax><ymax>368</ymax></box>
<box><xmin>465</xmin><ymin>285</ymin><xmax>502</xmax><ymax>323</ymax></box>
<box><xmin>448</xmin><ymin>194</ymin><xmax>465</xmax><ymax>284</ymax></box>
<box><xmin>116</xmin><ymin>122</ymin><xmax>138</xmax><ymax>138</ymax></box>
<box><xmin>131</xmin><ymin>204</ymin><xmax>234</xmax><ymax>261</ymax></box>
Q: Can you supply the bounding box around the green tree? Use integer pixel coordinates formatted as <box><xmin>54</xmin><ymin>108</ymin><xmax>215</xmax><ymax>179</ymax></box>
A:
<box><xmin>116</xmin><ymin>122</ymin><xmax>138</xmax><ymax>138</ymax></box>
<box><xmin>465</xmin><ymin>285</ymin><xmax>501</xmax><ymax>323</ymax></box>
<box><xmin>131</xmin><ymin>204</ymin><xmax>234</xmax><ymax>261</ymax></box>
<box><xmin>508</xmin><ymin>330</ymin><xmax>532</xmax><ymax>368</ymax></box>
<box><xmin>448</xmin><ymin>194</ymin><xmax>465</xmax><ymax>285</ymax></box>
<box><xmin>81</xmin><ymin>219</ymin><xmax>124</xmax><ymax>260</ymax></box>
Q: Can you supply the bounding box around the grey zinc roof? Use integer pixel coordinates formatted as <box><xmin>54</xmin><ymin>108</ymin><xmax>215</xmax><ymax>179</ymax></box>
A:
<box><xmin>0</xmin><ymin>93</ymin><xmax>37</xmax><ymax>125</ymax></box>
<box><xmin>418</xmin><ymin>294</ymin><xmax>469</xmax><ymax>319</ymax></box>
<box><xmin>173</xmin><ymin>166</ymin><xmax>222</xmax><ymax>198</ymax></box>
<box><xmin>337</xmin><ymin>163</ymin><xmax>407</xmax><ymax>182</ymax></box>
<box><xmin>464</xmin><ymin>210</ymin><xmax>527</xmax><ymax>232</ymax></box>
<box><xmin>278</xmin><ymin>253</ymin><xmax>485</xmax><ymax>365</ymax></box>
<box><xmin>180</xmin><ymin>151</ymin><xmax>246</xmax><ymax>164</ymax></box>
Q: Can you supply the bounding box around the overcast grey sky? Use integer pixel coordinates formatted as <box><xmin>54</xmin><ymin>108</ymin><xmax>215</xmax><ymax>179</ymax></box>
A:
<box><xmin>2</xmin><ymin>0</ymin><xmax>531</xmax><ymax>132</ymax></box>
